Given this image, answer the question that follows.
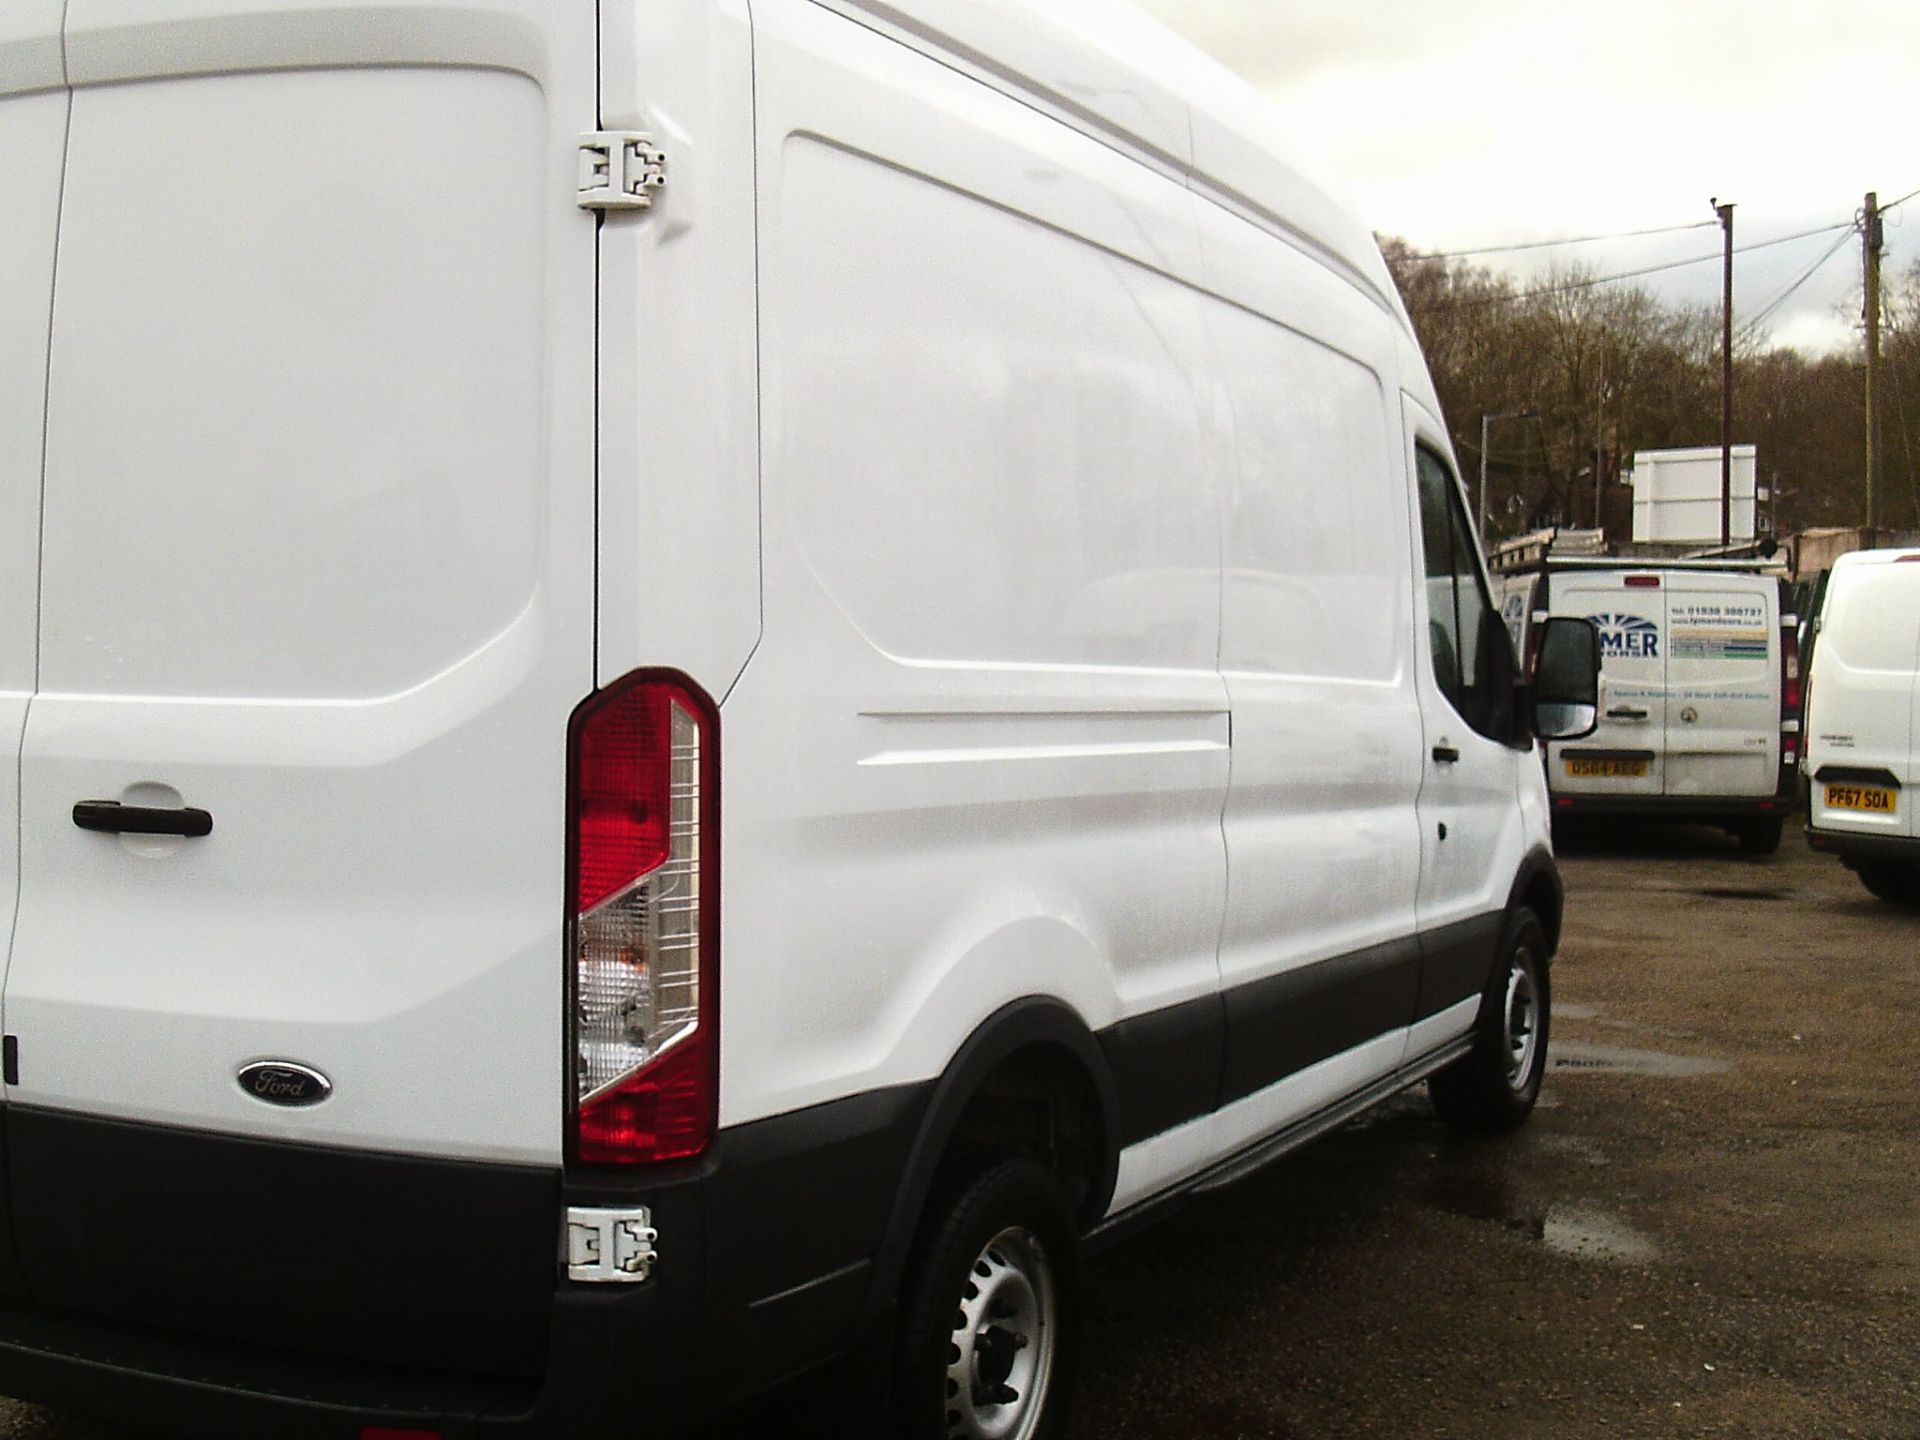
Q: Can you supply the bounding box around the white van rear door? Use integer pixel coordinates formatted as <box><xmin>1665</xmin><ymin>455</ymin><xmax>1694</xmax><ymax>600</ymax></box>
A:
<box><xmin>1808</xmin><ymin>558</ymin><xmax>1920</xmax><ymax>840</ymax></box>
<box><xmin>8</xmin><ymin>0</ymin><xmax>598</xmax><ymax>1163</ymax></box>
<box><xmin>1552</xmin><ymin>572</ymin><xmax>1665</xmax><ymax>796</ymax></box>
<box><xmin>0</xmin><ymin>7</ymin><xmax>67</xmax><ymax>1102</ymax></box>
<box><xmin>1662</xmin><ymin>575</ymin><xmax>1778</xmax><ymax>800</ymax></box>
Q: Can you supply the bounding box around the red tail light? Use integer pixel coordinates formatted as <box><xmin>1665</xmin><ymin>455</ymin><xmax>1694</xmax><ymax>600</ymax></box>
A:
<box><xmin>567</xmin><ymin>671</ymin><xmax>718</xmax><ymax>1167</ymax></box>
<box><xmin>1782</xmin><ymin>625</ymin><xmax>1802</xmax><ymax>717</ymax></box>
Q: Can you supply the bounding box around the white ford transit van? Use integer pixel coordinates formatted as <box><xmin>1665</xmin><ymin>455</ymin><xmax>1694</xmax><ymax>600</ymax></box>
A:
<box><xmin>1498</xmin><ymin>561</ymin><xmax>1799</xmax><ymax>853</ymax></box>
<box><xmin>1805</xmin><ymin>548</ymin><xmax>1920</xmax><ymax>903</ymax></box>
<box><xmin>0</xmin><ymin>2</ymin><xmax>1598</xmax><ymax>1436</ymax></box>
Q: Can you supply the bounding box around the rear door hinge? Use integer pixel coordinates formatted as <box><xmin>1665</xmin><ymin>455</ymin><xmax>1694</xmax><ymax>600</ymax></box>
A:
<box><xmin>566</xmin><ymin>1205</ymin><xmax>658</xmax><ymax>1283</ymax></box>
<box><xmin>578</xmin><ymin>131</ymin><xmax>667</xmax><ymax>211</ymax></box>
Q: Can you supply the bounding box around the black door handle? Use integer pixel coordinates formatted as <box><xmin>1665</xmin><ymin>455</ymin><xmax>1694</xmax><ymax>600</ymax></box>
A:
<box><xmin>1606</xmin><ymin>706</ymin><xmax>1649</xmax><ymax>720</ymax></box>
<box><xmin>1432</xmin><ymin>745</ymin><xmax>1461</xmax><ymax>765</ymax></box>
<box><xmin>73</xmin><ymin>801</ymin><xmax>213</xmax><ymax>838</ymax></box>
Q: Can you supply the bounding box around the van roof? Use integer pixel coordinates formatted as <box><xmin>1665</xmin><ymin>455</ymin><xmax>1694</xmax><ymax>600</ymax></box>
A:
<box><xmin>1501</xmin><ymin>557</ymin><xmax>1788</xmax><ymax>578</ymax></box>
<box><xmin>1834</xmin><ymin>547</ymin><xmax>1920</xmax><ymax>569</ymax></box>
<box><xmin>827</xmin><ymin>0</ymin><xmax>1410</xmax><ymax>327</ymax></box>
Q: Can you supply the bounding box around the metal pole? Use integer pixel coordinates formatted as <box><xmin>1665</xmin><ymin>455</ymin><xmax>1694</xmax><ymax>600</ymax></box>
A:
<box><xmin>1715</xmin><ymin>199</ymin><xmax>1735</xmax><ymax>548</ymax></box>
<box><xmin>1864</xmin><ymin>191</ymin><xmax>1884</xmax><ymax>535</ymax></box>
<box><xmin>1479</xmin><ymin>411</ymin><xmax>1492</xmax><ymax>542</ymax></box>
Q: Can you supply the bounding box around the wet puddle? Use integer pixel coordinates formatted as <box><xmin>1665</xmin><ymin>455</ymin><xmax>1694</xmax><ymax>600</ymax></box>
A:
<box><xmin>1551</xmin><ymin>1042</ymin><xmax>1729</xmax><ymax>1078</ymax></box>
<box><xmin>1425</xmin><ymin>1174</ymin><xmax>1660</xmax><ymax>1265</ymax></box>
<box><xmin>1540</xmin><ymin>1207</ymin><xmax>1660</xmax><ymax>1264</ymax></box>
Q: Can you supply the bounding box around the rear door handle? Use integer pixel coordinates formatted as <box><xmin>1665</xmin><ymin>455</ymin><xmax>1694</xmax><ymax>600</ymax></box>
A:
<box><xmin>1431</xmin><ymin>745</ymin><xmax>1461</xmax><ymax>765</ymax></box>
<box><xmin>73</xmin><ymin>800</ymin><xmax>213</xmax><ymax>838</ymax></box>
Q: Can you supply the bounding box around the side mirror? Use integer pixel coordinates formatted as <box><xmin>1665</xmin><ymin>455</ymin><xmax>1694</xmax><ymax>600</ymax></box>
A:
<box><xmin>1532</xmin><ymin>616</ymin><xmax>1600</xmax><ymax>740</ymax></box>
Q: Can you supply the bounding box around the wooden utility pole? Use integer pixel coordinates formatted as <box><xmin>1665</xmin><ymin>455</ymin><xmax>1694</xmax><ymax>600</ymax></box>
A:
<box><xmin>1864</xmin><ymin>191</ymin><xmax>1885</xmax><ymax>534</ymax></box>
<box><xmin>1714</xmin><ymin>199</ymin><xmax>1735</xmax><ymax>547</ymax></box>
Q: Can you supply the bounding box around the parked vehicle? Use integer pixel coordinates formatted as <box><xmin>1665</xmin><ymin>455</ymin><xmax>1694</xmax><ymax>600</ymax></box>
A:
<box><xmin>1804</xmin><ymin>548</ymin><xmax>1920</xmax><ymax>903</ymax></box>
<box><xmin>0</xmin><ymin>2</ymin><xmax>1599</xmax><ymax>1437</ymax></box>
<box><xmin>1496</xmin><ymin>560</ymin><xmax>1800</xmax><ymax>854</ymax></box>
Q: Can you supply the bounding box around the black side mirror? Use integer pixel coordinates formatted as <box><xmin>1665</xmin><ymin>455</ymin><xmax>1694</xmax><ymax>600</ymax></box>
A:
<box><xmin>1532</xmin><ymin>617</ymin><xmax>1600</xmax><ymax>740</ymax></box>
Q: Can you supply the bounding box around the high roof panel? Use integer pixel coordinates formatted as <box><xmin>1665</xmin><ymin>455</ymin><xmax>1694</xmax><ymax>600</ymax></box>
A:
<box><xmin>819</xmin><ymin>0</ymin><xmax>1405</xmax><ymax>321</ymax></box>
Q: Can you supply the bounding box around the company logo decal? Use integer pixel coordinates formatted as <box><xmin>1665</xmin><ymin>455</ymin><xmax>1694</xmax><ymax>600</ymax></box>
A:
<box><xmin>236</xmin><ymin>1061</ymin><xmax>332</xmax><ymax>1108</ymax></box>
<box><xmin>1588</xmin><ymin>613</ymin><xmax>1661</xmax><ymax>660</ymax></box>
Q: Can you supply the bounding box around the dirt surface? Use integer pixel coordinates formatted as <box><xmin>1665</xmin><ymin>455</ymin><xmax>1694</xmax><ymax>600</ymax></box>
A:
<box><xmin>1059</xmin><ymin>819</ymin><xmax>1920</xmax><ymax>1440</ymax></box>
<box><xmin>3</xmin><ymin>820</ymin><xmax>1916</xmax><ymax>1439</ymax></box>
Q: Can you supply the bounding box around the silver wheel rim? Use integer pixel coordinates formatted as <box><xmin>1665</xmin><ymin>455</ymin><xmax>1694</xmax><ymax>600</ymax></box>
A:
<box><xmin>1505</xmin><ymin>949</ymin><xmax>1541</xmax><ymax>1091</ymax></box>
<box><xmin>945</xmin><ymin>1225</ymin><xmax>1057</xmax><ymax>1440</ymax></box>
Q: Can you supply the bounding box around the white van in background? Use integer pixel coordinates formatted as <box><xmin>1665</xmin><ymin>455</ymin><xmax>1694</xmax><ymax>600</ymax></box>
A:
<box><xmin>0</xmin><ymin>3</ymin><xmax>1598</xmax><ymax>1437</ymax></box>
<box><xmin>1497</xmin><ymin>561</ymin><xmax>1800</xmax><ymax>854</ymax></box>
<box><xmin>1805</xmin><ymin>548</ymin><xmax>1920</xmax><ymax>903</ymax></box>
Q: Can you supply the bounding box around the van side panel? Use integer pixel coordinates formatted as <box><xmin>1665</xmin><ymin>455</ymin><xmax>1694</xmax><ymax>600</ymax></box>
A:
<box><xmin>1193</xmin><ymin>202</ymin><xmax>1424</xmax><ymax>1104</ymax></box>
<box><xmin>729</xmin><ymin>0</ymin><xmax>1230</xmax><ymax>1137</ymax></box>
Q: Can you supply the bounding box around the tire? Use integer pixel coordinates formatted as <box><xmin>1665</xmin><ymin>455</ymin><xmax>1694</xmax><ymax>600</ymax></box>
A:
<box><xmin>1737</xmin><ymin>817</ymin><xmax>1784</xmax><ymax>856</ymax></box>
<box><xmin>893</xmin><ymin>1157</ymin><xmax>1080</xmax><ymax>1440</ymax></box>
<box><xmin>1856</xmin><ymin>859</ymin><xmax>1920</xmax><ymax>906</ymax></box>
<box><xmin>1429</xmin><ymin>908</ymin><xmax>1552</xmax><ymax>1133</ymax></box>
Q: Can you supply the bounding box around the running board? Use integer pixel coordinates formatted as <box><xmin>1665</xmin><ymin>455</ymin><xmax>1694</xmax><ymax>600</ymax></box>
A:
<box><xmin>1088</xmin><ymin>1033</ymin><xmax>1475</xmax><ymax>1242</ymax></box>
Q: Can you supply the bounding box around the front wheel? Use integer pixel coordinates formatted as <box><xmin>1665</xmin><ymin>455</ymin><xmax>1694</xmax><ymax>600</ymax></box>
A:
<box><xmin>893</xmin><ymin>1157</ymin><xmax>1081</xmax><ymax>1440</ymax></box>
<box><xmin>1429</xmin><ymin>908</ymin><xmax>1552</xmax><ymax>1133</ymax></box>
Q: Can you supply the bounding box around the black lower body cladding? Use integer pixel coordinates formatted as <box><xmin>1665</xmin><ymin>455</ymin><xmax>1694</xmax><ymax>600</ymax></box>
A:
<box><xmin>0</xmin><ymin>1088</ymin><xmax>931</xmax><ymax>1440</ymax></box>
<box><xmin>0</xmin><ymin>908</ymin><xmax>1530</xmax><ymax>1440</ymax></box>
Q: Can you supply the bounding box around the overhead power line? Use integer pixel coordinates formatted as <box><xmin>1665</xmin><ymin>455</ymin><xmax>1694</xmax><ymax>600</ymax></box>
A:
<box><xmin>1738</xmin><ymin>229</ymin><xmax>1857</xmax><ymax>343</ymax></box>
<box><xmin>1408</xmin><ymin>218</ymin><xmax>1720</xmax><ymax>261</ymax></box>
<box><xmin>1408</xmin><ymin>191</ymin><xmax>1918</xmax><ymax>270</ymax></box>
<box><xmin>1422</xmin><ymin>222</ymin><xmax>1856</xmax><ymax>312</ymax></box>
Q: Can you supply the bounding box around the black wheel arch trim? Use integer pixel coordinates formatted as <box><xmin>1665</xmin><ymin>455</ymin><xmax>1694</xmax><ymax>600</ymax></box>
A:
<box><xmin>1505</xmin><ymin>845</ymin><xmax>1564</xmax><ymax>954</ymax></box>
<box><xmin>860</xmin><ymin>996</ymin><xmax>1121</xmax><ymax>1332</ymax></box>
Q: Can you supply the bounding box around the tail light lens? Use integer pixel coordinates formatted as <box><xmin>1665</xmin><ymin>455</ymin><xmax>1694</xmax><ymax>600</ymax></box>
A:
<box><xmin>567</xmin><ymin>671</ymin><xmax>717</xmax><ymax>1167</ymax></box>
<box><xmin>1782</xmin><ymin>625</ymin><xmax>1803</xmax><ymax>717</ymax></box>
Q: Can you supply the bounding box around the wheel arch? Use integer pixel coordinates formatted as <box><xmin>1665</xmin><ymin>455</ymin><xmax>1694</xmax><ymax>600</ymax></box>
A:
<box><xmin>863</xmin><ymin>997</ymin><xmax>1121</xmax><ymax>1330</ymax></box>
<box><xmin>1506</xmin><ymin>845</ymin><xmax>1564</xmax><ymax>956</ymax></box>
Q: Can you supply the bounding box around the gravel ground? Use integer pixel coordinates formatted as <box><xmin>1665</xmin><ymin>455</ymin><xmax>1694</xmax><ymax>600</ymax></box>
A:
<box><xmin>2</xmin><ymin>820</ymin><xmax>1914</xmax><ymax>1439</ymax></box>
<box><xmin>1064</xmin><ymin>819</ymin><xmax>1920</xmax><ymax>1440</ymax></box>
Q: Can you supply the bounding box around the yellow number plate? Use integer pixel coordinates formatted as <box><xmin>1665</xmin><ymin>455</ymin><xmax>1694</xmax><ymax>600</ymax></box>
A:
<box><xmin>1825</xmin><ymin>784</ymin><xmax>1896</xmax><ymax>814</ymax></box>
<box><xmin>1567</xmin><ymin>757</ymin><xmax>1649</xmax><ymax>779</ymax></box>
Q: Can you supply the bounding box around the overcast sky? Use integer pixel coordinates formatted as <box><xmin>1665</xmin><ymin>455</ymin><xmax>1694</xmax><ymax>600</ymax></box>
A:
<box><xmin>1133</xmin><ymin>0</ymin><xmax>1920</xmax><ymax>354</ymax></box>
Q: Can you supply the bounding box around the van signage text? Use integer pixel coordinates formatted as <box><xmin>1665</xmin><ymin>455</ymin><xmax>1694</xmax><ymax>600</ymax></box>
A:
<box><xmin>1588</xmin><ymin>613</ymin><xmax>1660</xmax><ymax>660</ymax></box>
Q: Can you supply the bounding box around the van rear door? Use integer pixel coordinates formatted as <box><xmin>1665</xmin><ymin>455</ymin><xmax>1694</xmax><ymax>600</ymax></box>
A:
<box><xmin>1661</xmin><ymin>573</ymin><xmax>1778</xmax><ymax>800</ymax></box>
<box><xmin>1808</xmin><ymin>556</ymin><xmax>1920</xmax><ymax>841</ymax></box>
<box><xmin>6</xmin><ymin>1</ymin><xmax>598</xmax><ymax>1169</ymax></box>
<box><xmin>0</xmin><ymin>4</ymin><xmax>68</xmax><ymax>1296</ymax></box>
<box><xmin>1553</xmin><ymin>571</ymin><xmax>1666</xmax><ymax>796</ymax></box>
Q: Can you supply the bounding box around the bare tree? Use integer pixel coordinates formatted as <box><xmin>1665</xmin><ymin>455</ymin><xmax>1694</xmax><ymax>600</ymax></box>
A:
<box><xmin>1381</xmin><ymin>237</ymin><xmax>1881</xmax><ymax>536</ymax></box>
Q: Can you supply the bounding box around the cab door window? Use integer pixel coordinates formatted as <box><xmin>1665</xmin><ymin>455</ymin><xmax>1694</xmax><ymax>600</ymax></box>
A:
<box><xmin>1415</xmin><ymin>447</ymin><xmax>1514</xmax><ymax>739</ymax></box>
